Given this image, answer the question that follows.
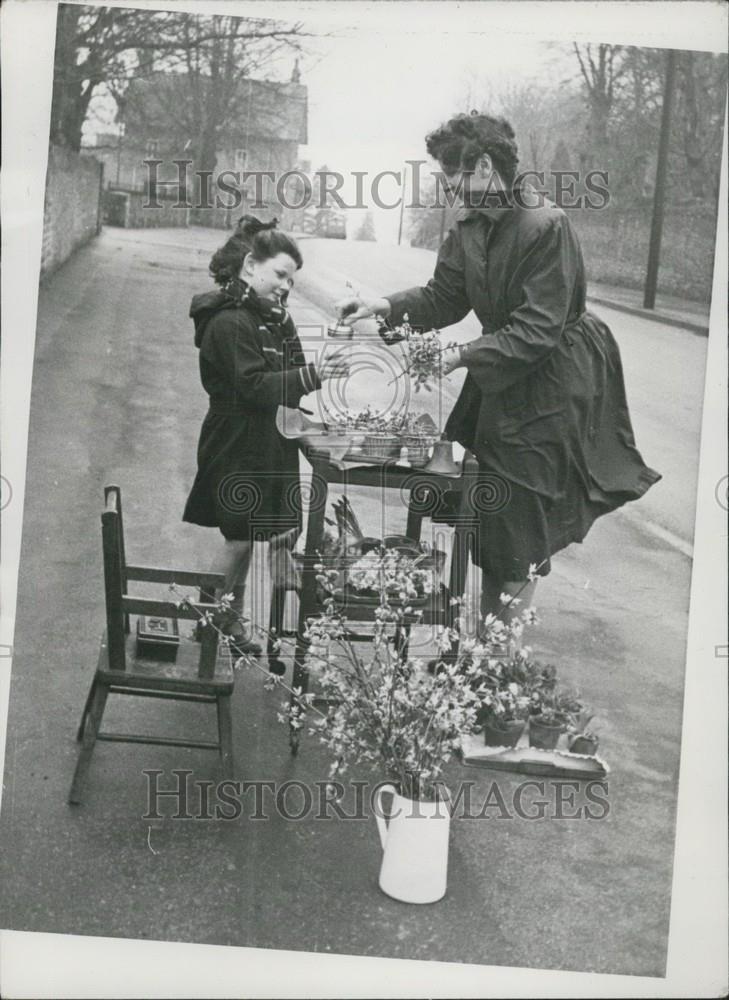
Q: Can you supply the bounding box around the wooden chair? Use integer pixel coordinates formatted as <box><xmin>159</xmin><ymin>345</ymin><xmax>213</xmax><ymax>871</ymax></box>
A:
<box><xmin>68</xmin><ymin>485</ymin><xmax>234</xmax><ymax>805</ymax></box>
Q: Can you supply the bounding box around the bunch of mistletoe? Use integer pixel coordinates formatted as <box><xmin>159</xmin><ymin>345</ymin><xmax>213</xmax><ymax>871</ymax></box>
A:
<box><xmin>380</xmin><ymin>314</ymin><xmax>458</xmax><ymax>392</ymax></box>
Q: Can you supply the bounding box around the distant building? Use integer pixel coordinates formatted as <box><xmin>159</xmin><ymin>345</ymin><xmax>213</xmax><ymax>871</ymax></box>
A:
<box><xmin>83</xmin><ymin>64</ymin><xmax>307</xmax><ymax>227</ymax></box>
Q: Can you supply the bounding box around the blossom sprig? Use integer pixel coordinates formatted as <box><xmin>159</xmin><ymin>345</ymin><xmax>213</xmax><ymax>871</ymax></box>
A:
<box><xmin>345</xmin><ymin>548</ymin><xmax>434</xmax><ymax>602</ymax></box>
<box><xmin>296</xmin><ymin>598</ymin><xmax>489</xmax><ymax>800</ymax></box>
<box><xmin>279</xmin><ymin>579</ymin><xmax>546</xmax><ymax>800</ymax></box>
<box><xmin>167</xmin><ymin>582</ymin><xmax>335</xmax><ymax>719</ymax></box>
<box><xmin>325</xmin><ymin>405</ymin><xmax>407</xmax><ymax>435</ymax></box>
<box><xmin>383</xmin><ymin>315</ymin><xmax>458</xmax><ymax>393</ymax></box>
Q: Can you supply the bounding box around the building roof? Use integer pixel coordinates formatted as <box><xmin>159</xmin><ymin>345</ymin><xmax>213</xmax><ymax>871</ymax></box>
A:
<box><xmin>235</xmin><ymin>78</ymin><xmax>307</xmax><ymax>144</ymax></box>
<box><xmin>121</xmin><ymin>71</ymin><xmax>307</xmax><ymax>148</ymax></box>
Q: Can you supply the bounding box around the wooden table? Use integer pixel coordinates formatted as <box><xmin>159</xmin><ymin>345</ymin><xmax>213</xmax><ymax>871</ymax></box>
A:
<box><xmin>274</xmin><ymin>448</ymin><xmax>481</xmax><ymax>705</ymax></box>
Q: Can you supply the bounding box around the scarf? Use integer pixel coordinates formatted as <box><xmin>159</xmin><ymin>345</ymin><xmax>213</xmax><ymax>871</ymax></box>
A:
<box><xmin>223</xmin><ymin>276</ymin><xmax>290</xmax><ymax>330</ymax></box>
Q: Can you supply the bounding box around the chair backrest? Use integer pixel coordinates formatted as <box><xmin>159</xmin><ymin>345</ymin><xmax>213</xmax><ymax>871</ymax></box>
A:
<box><xmin>105</xmin><ymin>484</ymin><xmax>128</xmax><ymax>595</ymax></box>
<box><xmin>101</xmin><ymin>485</ymin><xmax>225</xmax><ymax>678</ymax></box>
<box><xmin>101</xmin><ymin>486</ymin><xmax>128</xmax><ymax>671</ymax></box>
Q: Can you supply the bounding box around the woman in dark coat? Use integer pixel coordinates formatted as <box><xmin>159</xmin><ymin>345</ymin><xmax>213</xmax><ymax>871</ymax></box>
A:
<box><xmin>337</xmin><ymin>113</ymin><xmax>660</xmax><ymax>621</ymax></box>
<box><xmin>184</xmin><ymin>217</ymin><xmax>347</xmax><ymax>652</ymax></box>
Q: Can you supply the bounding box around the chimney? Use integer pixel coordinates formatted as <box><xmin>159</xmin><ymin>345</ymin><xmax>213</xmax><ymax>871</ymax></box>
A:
<box><xmin>291</xmin><ymin>58</ymin><xmax>301</xmax><ymax>84</ymax></box>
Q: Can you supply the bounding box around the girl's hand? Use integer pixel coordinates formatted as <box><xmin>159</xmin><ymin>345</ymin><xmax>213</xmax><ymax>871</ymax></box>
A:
<box><xmin>440</xmin><ymin>344</ymin><xmax>465</xmax><ymax>375</ymax></box>
<box><xmin>335</xmin><ymin>295</ymin><xmax>391</xmax><ymax>324</ymax></box>
<box><xmin>318</xmin><ymin>356</ymin><xmax>351</xmax><ymax>382</ymax></box>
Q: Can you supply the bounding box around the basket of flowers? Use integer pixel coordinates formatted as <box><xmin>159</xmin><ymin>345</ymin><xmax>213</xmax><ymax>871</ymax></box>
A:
<box><xmin>326</xmin><ymin>407</ymin><xmax>403</xmax><ymax>459</ymax></box>
<box><xmin>357</xmin><ymin>410</ymin><xmax>405</xmax><ymax>458</ymax></box>
<box><xmin>362</xmin><ymin>431</ymin><xmax>401</xmax><ymax>459</ymax></box>
<box><xmin>400</xmin><ymin>413</ymin><xmax>439</xmax><ymax>466</ymax></box>
<box><xmin>344</xmin><ymin>548</ymin><xmax>435</xmax><ymax>605</ymax></box>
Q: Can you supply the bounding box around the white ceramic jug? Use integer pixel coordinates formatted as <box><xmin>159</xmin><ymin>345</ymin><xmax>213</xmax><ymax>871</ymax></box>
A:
<box><xmin>373</xmin><ymin>783</ymin><xmax>451</xmax><ymax>904</ymax></box>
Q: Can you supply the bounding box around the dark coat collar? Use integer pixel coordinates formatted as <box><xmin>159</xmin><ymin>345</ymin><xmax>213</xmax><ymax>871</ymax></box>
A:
<box><xmin>456</xmin><ymin>182</ymin><xmax>551</xmax><ymax>227</ymax></box>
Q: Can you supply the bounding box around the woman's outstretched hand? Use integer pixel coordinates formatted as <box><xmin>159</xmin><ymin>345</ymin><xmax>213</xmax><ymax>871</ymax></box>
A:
<box><xmin>335</xmin><ymin>295</ymin><xmax>391</xmax><ymax>324</ymax></box>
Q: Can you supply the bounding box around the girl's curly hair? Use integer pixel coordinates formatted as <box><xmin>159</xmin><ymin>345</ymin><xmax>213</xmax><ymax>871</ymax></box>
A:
<box><xmin>425</xmin><ymin>112</ymin><xmax>519</xmax><ymax>185</ymax></box>
<box><xmin>209</xmin><ymin>215</ymin><xmax>303</xmax><ymax>286</ymax></box>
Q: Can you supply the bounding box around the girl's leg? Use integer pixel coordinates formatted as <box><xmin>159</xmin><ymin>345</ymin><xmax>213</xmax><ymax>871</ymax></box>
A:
<box><xmin>210</xmin><ymin>539</ymin><xmax>261</xmax><ymax>652</ymax></box>
<box><xmin>210</xmin><ymin>539</ymin><xmax>252</xmax><ymax>602</ymax></box>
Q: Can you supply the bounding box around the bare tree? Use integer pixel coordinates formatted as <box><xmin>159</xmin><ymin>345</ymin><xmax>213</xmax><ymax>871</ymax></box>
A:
<box><xmin>572</xmin><ymin>43</ymin><xmax>624</xmax><ymax>167</ymax></box>
<box><xmin>51</xmin><ymin>4</ymin><xmax>312</xmax><ymax>164</ymax></box>
<box><xmin>141</xmin><ymin>13</ymin><xmax>309</xmax><ymax>179</ymax></box>
<box><xmin>50</xmin><ymin>4</ymin><xmax>188</xmax><ymax>150</ymax></box>
<box><xmin>675</xmin><ymin>51</ymin><xmax>728</xmax><ymax>199</ymax></box>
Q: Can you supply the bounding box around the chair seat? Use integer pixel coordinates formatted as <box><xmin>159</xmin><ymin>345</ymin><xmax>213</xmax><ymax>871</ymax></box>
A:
<box><xmin>96</xmin><ymin>632</ymin><xmax>234</xmax><ymax>695</ymax></box>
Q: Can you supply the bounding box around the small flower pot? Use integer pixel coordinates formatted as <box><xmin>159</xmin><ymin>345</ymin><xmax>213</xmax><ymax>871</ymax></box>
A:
<box><xmin>482</xmin><ymin>719</ymin><xmax>525</xmax><ymax>748</ymax></box>
<box><xmin>363</xmin><ymin>432</ymin><xmax>401</xmax><ymax>459</ymax></box>
<box><xmin>569</xmin><ymin>734</ymin><xmax>599</xmax><ymax>756</ymax></box>
<box><xmin>528</xmin><ymin>715</ymin><xmax>565</xmax><ymax>750</ymax></box>
<box><xmin>403</xmin><ymin>434</ymin><xmax>435</xmax><ymax>467</ymax></box>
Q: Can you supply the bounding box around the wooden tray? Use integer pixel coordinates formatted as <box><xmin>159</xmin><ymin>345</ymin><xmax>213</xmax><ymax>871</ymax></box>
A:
<box><xmin>460</xmin><ymin>733</ymin><xmax>609</xmax><ymax>780</ymax></box>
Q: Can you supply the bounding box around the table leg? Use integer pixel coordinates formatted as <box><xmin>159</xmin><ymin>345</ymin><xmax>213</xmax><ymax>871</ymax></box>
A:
<box><xmin>406</xmin><ymin>505</ymin><xmax>423</xmax><ymax>544</ymax></box>
<box><xmin>447</xmin><ymin>453</ymin><xmax>479</xmax><ymax>655</ymax></box>
<box><xmin>291</xmin><ymin>467</ymin><xmax>330</xmax><ymax>698</ymax></box>
<box><xmin>268</xmin><ymin>584</ymin><xmax>287</xmax><ymax>673</ymax></box>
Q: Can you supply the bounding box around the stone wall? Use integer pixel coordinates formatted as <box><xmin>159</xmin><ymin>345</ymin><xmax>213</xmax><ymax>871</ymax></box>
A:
<box><xmin>41</xmin><ymin>144</ymin><xmax>104</xmax><ymax>278</ymax></box>
<box><xmin>124</xmin><ymin>191</ymin><xmax>190</xmax><ymax>228</ymax></box>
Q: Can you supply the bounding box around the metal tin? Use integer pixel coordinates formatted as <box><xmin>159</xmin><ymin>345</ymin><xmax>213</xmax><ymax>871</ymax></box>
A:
<box><xmin>136</xmin><ymin>615</ymin><xmax>180</xmax><ymax>662</ymax></box>
<box><xmin>326</xmin><ymin>321</ymin><xmax>354</xmax><ymax>339</ymax></box>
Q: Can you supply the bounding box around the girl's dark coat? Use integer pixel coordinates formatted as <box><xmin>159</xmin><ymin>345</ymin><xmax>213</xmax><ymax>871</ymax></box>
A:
<box><xmin>183</xmin><ymin>288</ymin><xmax>320</xmax><ymax>540</ymax></box>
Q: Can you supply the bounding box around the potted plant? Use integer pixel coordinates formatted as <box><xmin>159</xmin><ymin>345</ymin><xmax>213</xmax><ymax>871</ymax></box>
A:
<box><xmin>563</xmin><ymin>702</ymin><xmax>597</xmax><ymax>754</ymax></box>
<box><xmin>527</xmin><ymin>704</ymin><xmax>566</xmax><ymax>750</ymax></box>
<box><xmin>400</xmin><ymin>412</ymin><xmax>439</xmax><ymax>466</ymax></box>
<box><xmin>476</xmin><ymin>684</ymin><xmax>530</xmax><ymax>747</ymax></box>
<box><xmin>528</xmin><ymin>686</ymin><xmax>584</xmax><ymax>750</ymax></box>
<box><xmin>568</xmin><ymin>731</ymin><xmax>599</xmax><ymax>756</ymax></box>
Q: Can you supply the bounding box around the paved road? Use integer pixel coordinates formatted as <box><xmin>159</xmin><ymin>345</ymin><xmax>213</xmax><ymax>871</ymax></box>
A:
<box><xmin>0</xmin><ymin>227</ymin><xmax>707</xmax><ymax>978</ymax></box>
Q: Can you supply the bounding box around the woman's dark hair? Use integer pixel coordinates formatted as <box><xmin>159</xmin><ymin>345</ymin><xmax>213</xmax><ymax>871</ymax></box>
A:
<box><xmin>209</xmin><ymin>215</ymin><xmax>303</xmax><ymax>286</ymax></box>
<box><xmin>425</xmin><ymin>112</ymin><xmax>519</xmax><ymax>186</ymax></box>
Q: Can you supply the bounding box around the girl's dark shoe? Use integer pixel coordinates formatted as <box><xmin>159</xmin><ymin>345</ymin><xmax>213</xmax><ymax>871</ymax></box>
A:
<box><xmin>426</xmin><ymin>656</ymin><xmax>454</xmax><ymax>676</ymax></box>
<box><xmin>227</xmin><ymin>627</ymin><xmax>262</xmax><ymax>657</ymax></box>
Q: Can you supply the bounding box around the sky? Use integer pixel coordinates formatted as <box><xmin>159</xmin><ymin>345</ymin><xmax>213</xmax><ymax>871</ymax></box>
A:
<box><xmin>83</xmin><ymin>10</ymin><xmax>573</xmax><ymax>244</ymax></box>
<box><xmin>295</xmin><ymin>23</ymin><xmax>568</xmax><ymax>241</ymax></box>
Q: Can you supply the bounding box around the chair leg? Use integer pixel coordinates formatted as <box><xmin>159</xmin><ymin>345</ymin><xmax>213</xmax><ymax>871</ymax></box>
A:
<box><xmin>216</xmin><ymin>695</ymin><xmax>234</xmax><ymax>781</ymax></box>
<box><xmin>76</xmin><ymin>674</ymin><xmax>99</xmax><ymax>742</ymax></box>
<box><xmin>68</xmin><ymin>682</ymin><xmax>109</xmax><ymax>805</ymax></box>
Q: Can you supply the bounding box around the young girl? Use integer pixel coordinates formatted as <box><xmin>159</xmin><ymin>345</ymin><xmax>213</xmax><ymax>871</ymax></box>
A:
<box><xmin>183</xmin><ymin>216</ymin><xmax>346</xmax><ymax>656</ymax></box>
